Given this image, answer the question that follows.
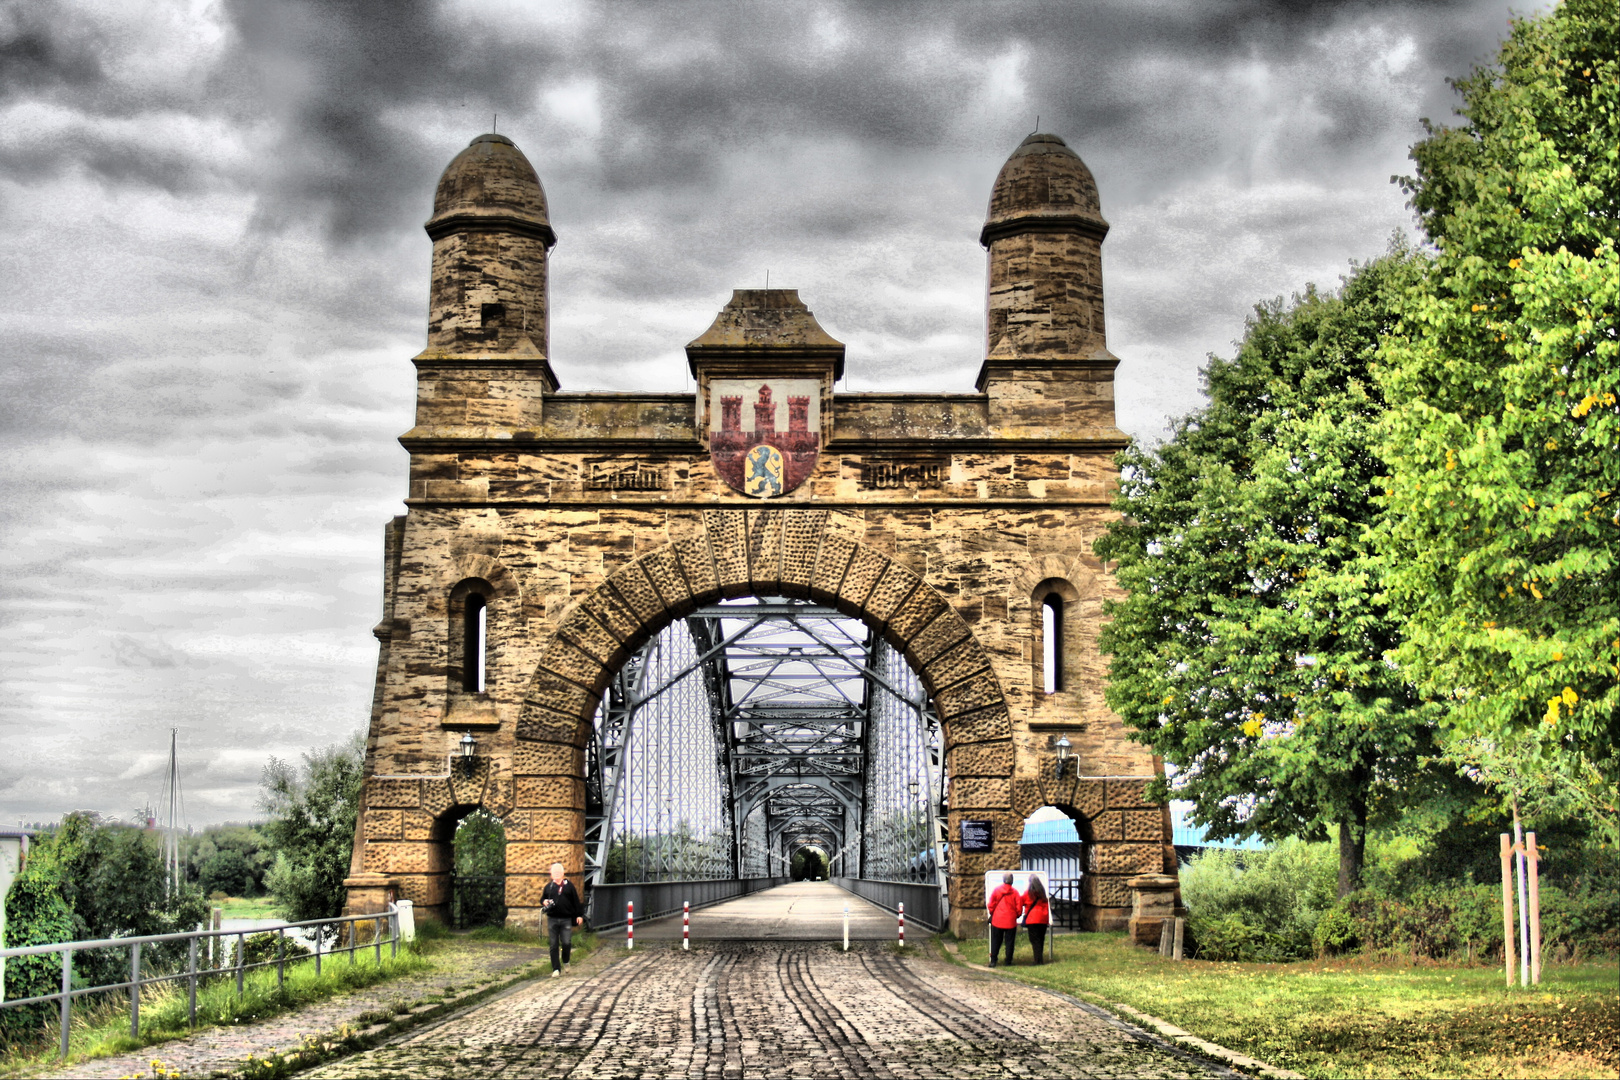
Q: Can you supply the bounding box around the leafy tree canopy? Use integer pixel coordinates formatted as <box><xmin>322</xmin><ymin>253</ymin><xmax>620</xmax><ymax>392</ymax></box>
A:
<box><xmin>260</xmin><ymin>732</ymin><xmax>365</xmax><ymax>924</ymax></box>
<box><xmin>1377</xmin><ymin>0</ymin><xmax>1619</xmax><ymax>796</ymax></box>
<box><xmin>1096</xmin><ymin>250</ymin><xmax>1443</xmax><ymax>894</ymax></box>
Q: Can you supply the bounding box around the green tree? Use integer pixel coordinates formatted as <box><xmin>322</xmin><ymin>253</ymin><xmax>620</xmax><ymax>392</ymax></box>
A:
<box><xmin>260</xmin><ymin>732</ymin><xmax>365</xmax><ymax>924</ymax></box>
<box><xmin>199</xmin><ymin>848</ymin><xmax>255</xmax><ymax>896</ymax></box>
<box><xmin>1376</xmin><ymin>0</ymin><xmax>1619</xmax><ymax>797</ymax></box>
<box><xmin>452</xmin><ymin>810</ymin><xmax>507</xmax><ymax>876</ymax></box>
<box><xmin>1096</xmin><ymin>251</ymin><xmax>1443</xmax><ymax>894</ymax></box>
<box><xmin>1</xmin><ymin>839</ymin><xmax>73</xmax><ymax>1039</ymax></box>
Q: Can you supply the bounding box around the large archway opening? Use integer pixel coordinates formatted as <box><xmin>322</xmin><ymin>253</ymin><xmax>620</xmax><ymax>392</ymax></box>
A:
<box><xmin>580</xmin><ymin>595</ymin><xmax>948</xmax><ymax>930</ymax></box>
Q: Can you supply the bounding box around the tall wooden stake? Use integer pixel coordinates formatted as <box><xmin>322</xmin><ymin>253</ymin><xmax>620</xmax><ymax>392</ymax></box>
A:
<box><xmin>1527</xmin><ymin>831</ymin><xmax>1542</xmax><ymax>985</ymax></box>
<box><xmin>1500</xmin><ymin>833</ymin><xmax>1515</xmax><ymax>988</ymax></box>
<box><xmin>1513</xmin><ymin>807</ymin><xmax>1530</xmax><ymax>986</ymax></box>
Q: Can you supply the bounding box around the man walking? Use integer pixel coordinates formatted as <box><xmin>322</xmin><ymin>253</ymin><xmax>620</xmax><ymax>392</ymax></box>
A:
<box><xmin>542</xmin><ymin>862</ymin><xmax>584</xmax><ymax>977</ymax></box>
<box><xmin>986</xmin><ymin>872</ymin><xmax>1022</xmax><ymax>968</ymax></box>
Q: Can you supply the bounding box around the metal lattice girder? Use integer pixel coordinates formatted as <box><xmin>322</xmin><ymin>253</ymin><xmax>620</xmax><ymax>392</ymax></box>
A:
<box><xmin>585</xmin><ymin>597</ymin><xmax>946</xmax><ymax>900</ymax></box>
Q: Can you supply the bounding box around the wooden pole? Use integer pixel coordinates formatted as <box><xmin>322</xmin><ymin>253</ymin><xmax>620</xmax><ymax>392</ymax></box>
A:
<box><xmin>1527</xmin><ymin>831</ymin><xmax>1542</xmax><ymax>985</ymax></box>
<box><xmin>1513</xmin><ymin>812</ymin><xmax>1530</xmax><ymax>986</ymax></box>
<box><xmin>1500</xmin><ymin>833</ymin><xmax>1515</xmax><ymax>988</ymax></box>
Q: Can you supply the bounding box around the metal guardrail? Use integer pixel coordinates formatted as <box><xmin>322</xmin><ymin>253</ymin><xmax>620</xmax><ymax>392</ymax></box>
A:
<box><xmin>587</xmin><ymin>877</ymin><xmax>789</xmax><ymax>929</ymax></box>
<box><xmin>0</xmin><ymin>905</ymin><xmax>401</xmax><ymax>1060</ymax></box>
<box><xmin>832</xmin><ymin>878</ymin><xmax>944</xmax><ymax>931</ymax></box>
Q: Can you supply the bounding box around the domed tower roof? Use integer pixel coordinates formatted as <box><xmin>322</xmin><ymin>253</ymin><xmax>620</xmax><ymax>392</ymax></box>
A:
<box><xmin>425</xmin><ymin>133</ymin><xmax>555</xmax><ymax>246</ymax></box>
<box><xmin>980</xmin><ymin>132</ymin><xmax>1107</xmax><ymax>246</ymax></box>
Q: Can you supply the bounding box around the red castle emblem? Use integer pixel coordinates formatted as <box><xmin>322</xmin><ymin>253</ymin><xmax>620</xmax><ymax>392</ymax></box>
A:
<box><xmin>711</xmin><ymin>383</ymin><xmax>819</xmax><ymax>497</ymax></box>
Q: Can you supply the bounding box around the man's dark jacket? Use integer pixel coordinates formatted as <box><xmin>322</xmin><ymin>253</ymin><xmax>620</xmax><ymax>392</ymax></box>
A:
<box><xmin>542</xmin><ymin>879</ymin><xmax>583</xmax><ymax>921</ymax></box>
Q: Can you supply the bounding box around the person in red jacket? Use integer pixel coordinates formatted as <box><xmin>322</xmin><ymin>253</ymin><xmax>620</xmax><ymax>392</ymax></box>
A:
<box><xmin>985</xmin><ymin>872</ymin><xmax>1022</xmax><ymax>967</ymax></box>
<box><xmin>1022</xmin><ymin>875</ymin><xmax>1051</xmax><ymax>964</ymax></box>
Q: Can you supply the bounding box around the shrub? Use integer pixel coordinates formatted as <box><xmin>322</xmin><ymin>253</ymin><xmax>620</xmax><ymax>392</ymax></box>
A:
<box><xmin>1181</xmin><ymin>839</ymin><xmax>1338</xmax><ymax>960</ymax></box>
<box><xmin>1312</xmin><ymin>901</ymin><xmax>1359</xmax><ymax>957</ymax></box>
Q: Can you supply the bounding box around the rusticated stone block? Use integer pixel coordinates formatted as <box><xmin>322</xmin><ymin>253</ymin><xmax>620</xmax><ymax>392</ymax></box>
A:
<box><xmin>836</xmin><ymin>547</ymin><xmax>888</xmax><ymax>612</ymax></box>
<box><xmin>1106</xmin><ymin>777</ymin><xmax>1153</xmax><ymax>809</ymax></box>
<box><xmin>672</xmin><ymin>536</ymin><xmax>720</xmax><ymax>604</ymax></box>
<box><xmin>778</xmin><ymin>509</ymin><xmax>827</xmax><ymax>597</ymax></box>
<box><xmin>922</xmin><ymin>637</ymin><xmax>990</xmax><ymax>691</ymax></box>
<box><xmin>485</xmin><ymin>777</ymin><xmax>516</xmax><ymax>818</ymax></box>
<box><xmin>935</xmin><ymin>671</ymin><xmax>1002</xmax><ymax>719</ymax></box>
<box><xmin>528</xmin><ymin>671</ymin><xmax>600</xmax><ymax>720</ymax></box>
<box><xmin>515</xmin><ymin>775</ymin><xmax>585</xmax><ymax>809</ymax></box>
<box><xmin>607</xmin><ymin>563</ymin><xmax>664</xmax><ymax>622</ymax></box>
<box><xmin>948</xmin><ymin>704</ymin><xmax>1013</xmax><ymax>743</ymax></box>
<box><xmin>579</xmin><ymin>590</ymin><xmax>640</xmax><ymax>646</ymax></box>
<box><xmin>524</xmin><ymin>810</ymin><xmax>586</xmax><ymax>841</ymax></box>
<box><xmin>864</xmin><ymin>562</ymin><xmax>920</xmax><ymax>625</ymax></box>
<box><xmin>513</xmin><ymin>741</ymin><xmax>584</xmax><ymax>774</ymax></box>
<box><xmin>887</xmin><ymin>586</ymin><xmax>949</xmax><ymax>645</ymax></box>
<box><xmin>809</xmin><ymin>533</ymin><xmax>856</xmax><ymax>602</ymax></box>
<box><xmin>639</xmin><ymin>548</ymin><xmax>694</xmax><ymax>615</ymax></box>
<box><xmin>507</xmin><ymin>840</ymin><xmax>583</xmax><ymax>875</ymax></box>
<box><xmin>1087</xmin><ymin>842</ymin><xmax>1162</xmax><ymax>875</ymax></box>
<box><xmin>392</xmin><ymin>873</ymin><xmax>450</xmax><ymax>907</ymax></box>
<box><xmin>1082</xmin><ymin>874</ymin><xmax>1132</xmax><ymax>907</ymax></box>
<box><xmin>747</xmin><ymin>508</ymin><xmax>785</xmax><ymax>588</ymax></box>
<box><xmin>516</xmin><ymin>707</ymin><xmax>588</xmax><ymax>747</ymax></box>
<box><xmin>368</xmin><ymin>779</ymin><xmax>421</xmax><ymax>809</ymax></box>
<box><xmin>364</xmin><ymin>809</ymin><xmax>403</xmax><ymax>841</ymax></box>
<box><xmin>447</xmin><ymin>760</ymin><xmax>491</xmax><ymax>806</ymax></box>
<box><xmin>421</xmin><ymin>776</ymin><xmax>455</xmax><ymax>817</ymax></box>
<box><xmin>949</xmin><ymin>740</ymin><xmax>1014</xmax><ymax>778</ymax></box>
<box><xmin>1070</xmin><ymin>779</ymin><xmax>1106</xmax><ymax>818</ymax></box>
<box><xmin>908</xmin><ymin>611</ymin><xmax>968</xmax><ymax>667</ymax></box>
<box><xmin>501</xmin><ymin>810</ymin><xmax>533</xmax><ymax>841</ymax></box>
<box><xmin>557</xmin><ymin>608</ymin><xmax>624</xmax><ymax>667</ymax></box>
<box><xmin>1089</xmin><ymin>809</ymin><xmax>1124</xmax><ymax>842</ymax></box>
<box><xmin>540</xmin><ymin>637</ymin><xmax>610</xmax><ymax>692</ymax></box>
<box><xmin>951</xmin><ymin>777</ymin><xmax>1012</xmax><ymax>809</ymax></box>
<box><xmin>402</xmin><ymin>809</ymin><xmax>437</xmax><ymax>840</ymax></box>
<box><xmin>364</xmin><ymin>841</ymin><xmax>451</xmax><ymax>875</ymax></box>
<box><xmin>705</xmin><ymin>510</ymin><xmax>750</xmax><ymax>596</ymax></box>
<box><xmin>1123</xmin><ymin>808</ymin><xmax>1163</xmax><ymax>842</ymax></box>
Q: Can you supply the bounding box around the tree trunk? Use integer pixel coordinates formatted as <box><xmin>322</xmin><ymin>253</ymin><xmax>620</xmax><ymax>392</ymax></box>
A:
<box><xmin>1337</xmin><ymin>801</ymin><xmax>1367</xmax><ymax>899</ymax></box>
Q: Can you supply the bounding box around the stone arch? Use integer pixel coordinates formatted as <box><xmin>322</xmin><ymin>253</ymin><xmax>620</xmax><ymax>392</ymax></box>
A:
<box><xmin>503</xmin><ymin>507</ymin><xmax>1015</xmax><ymax>929</ymax></box>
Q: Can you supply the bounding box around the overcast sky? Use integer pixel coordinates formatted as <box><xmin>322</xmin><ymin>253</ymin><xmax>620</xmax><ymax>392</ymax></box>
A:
<box><xmin>0</xmin><ymin>0</ymin><xmax>1537</xmax><ymax>827</ymax></box>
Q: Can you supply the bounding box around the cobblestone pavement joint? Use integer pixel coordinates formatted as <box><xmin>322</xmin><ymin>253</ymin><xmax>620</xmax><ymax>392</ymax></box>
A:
<box><xmin>40</xmin><ymin>940</ymin><xmax>551</xmax><ymax>1080</ymax></box>
<box><xmin>303</xmin><ymin>941</ymin><xmax>1247</xmax><ymax>1079</ymax></box>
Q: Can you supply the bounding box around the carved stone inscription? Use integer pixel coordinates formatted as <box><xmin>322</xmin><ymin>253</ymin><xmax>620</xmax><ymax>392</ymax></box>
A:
<box><xmin>861</xmin><ymin>457</ymin><xmax>947</xmax><ymax>489</ymax></box>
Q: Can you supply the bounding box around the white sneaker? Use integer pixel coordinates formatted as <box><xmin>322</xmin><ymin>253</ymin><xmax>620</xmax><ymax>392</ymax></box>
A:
<box><xmin>550</xmin><ymin>969</ymin><xmax>560</xmax><ymax>978</ymax></box>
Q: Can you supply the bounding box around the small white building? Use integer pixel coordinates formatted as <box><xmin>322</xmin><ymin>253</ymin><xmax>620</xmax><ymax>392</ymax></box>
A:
<box><xmin>0</xmin><ymin>829</ymin><xmax>34</xmax><ymax>999</ymax></box>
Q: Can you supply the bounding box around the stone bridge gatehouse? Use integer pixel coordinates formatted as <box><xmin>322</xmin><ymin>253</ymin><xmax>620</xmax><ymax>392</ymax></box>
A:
<box><xmin>343</xmin><ymin>130</ymin><xmax>1182</xmax><ymax>940</ymax></box>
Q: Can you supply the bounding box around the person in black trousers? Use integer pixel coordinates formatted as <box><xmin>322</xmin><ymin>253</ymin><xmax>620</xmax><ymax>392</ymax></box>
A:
<box><xmin>541</xmin><ymin>862</ymin><xmax>584</xmax><ymax>976</ymax></box>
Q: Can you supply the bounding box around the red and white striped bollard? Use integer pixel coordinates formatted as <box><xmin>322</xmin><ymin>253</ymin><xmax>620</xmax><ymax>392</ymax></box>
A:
<box><xmin>683</xmin><ymin>900</ymin><xmax>690</xmax><ymax>950</ymax></box>
<box><xmin>627</xmin><ymin>900</ymin><xmax>634</xmax><ymax>949</ymax></box>
<box><xmin>898</xmin><ymin>901</ymin><xmax>905</xmax><ymax>947</ymax></box>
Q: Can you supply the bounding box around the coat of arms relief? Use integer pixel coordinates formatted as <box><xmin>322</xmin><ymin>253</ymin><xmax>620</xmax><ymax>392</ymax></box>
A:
<box><xmin>707</xmin><ymin>378</ymin><xmax>822</xmax><ymax>497</ymax></box>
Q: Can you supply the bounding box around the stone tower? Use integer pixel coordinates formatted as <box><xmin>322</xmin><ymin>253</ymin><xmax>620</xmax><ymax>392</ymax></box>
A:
<box><xmin>344</xmin><ymin>131</ymin><xmax>1180</xmax><ymax>942</ymax></box>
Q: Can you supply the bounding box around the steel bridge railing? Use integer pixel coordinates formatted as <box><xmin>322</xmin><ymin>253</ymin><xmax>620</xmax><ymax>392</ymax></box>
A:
<box><xmin>0</xmin><ymin>906</ymin><xmax>401</xmax><ymax>1059</ymax></box>
<box><xmin>832</xmin><ymin>878</ymin><xmax>945</xmax><ymax>932</ymax></box>
<box><xmin>586</xmin><ymin>877</ymin><xmax>789</xmax><ymax>929</ymax></box>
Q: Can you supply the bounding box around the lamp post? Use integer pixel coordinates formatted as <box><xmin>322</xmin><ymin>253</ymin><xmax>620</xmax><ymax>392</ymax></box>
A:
<box><xmin>1055</xmin><ymin>734</ymin><xmax>1071</xmax><ymax>778</ymax></box>
<box><xmin>907</xmin><ymin>778</ymin><xmax>922</xmax><ymax>881</ymax></box>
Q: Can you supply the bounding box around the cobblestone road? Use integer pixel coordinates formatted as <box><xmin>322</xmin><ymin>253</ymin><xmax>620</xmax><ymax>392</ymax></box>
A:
<box><xmin>306</xmin><ymin>942</ymin><xmax>1238</xmax><ymax>1079</ymax></box>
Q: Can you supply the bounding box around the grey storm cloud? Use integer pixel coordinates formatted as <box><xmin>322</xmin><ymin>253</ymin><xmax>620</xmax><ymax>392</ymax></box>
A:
<box><xmin>0</xmin><ymin>0</ymin><xmax>1539</xmax><ymax>825</ymax></box>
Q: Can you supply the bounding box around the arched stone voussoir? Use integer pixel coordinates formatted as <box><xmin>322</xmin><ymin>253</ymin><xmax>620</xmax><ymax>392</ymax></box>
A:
<box><xmin>605</xmin><ymin>561</ymin><xmax>666</xmax><ymax>623</ymax></box>
<box><xmin>943</xmin><ymin>701</ymin><xmax>1013</xmax><ymax>744</ymax></box>
<box><xmin>535</xmin><ymin>636</ymin><xmax>612</xmax><ymax>695</ymax></box>
<box><xmin>808</xmin><ymin>533</ymin><xmax>857</xmax><ymax>604</ymax></box>
<box><xmin>514</xmin><ymin>704</ymin><xmax>590</xmax><ymax>748</ymax></box>
<box><xmin>916</xmin><ymin>636</ymin><xmax>993</xmax><ymax>699</ymax></box>
<box><xmin>450</xmin><ymin>552</ymin><xmax>525</xmax><ymax>607</ymax></box>
<box><xmin>672</xmin><ymin>536</ymin><xmax>722</xmax><ymax>605</ymax></box>
<box><xmin>833</xmin><ymin>546</ymin><xmax>890</xmax><ymax>617</ymax></box>
<box><xmin>554</xmin><ymin>606</ymin><xmax>631</xmax><ymax>671</ymax></box>
<box><xmin>778</xmin><ymin>509</ymin><xmax>829</xmax><ymax>598</ymax></box>
<box><xmin>525</xmin><ymin>668</ymin><xmax>602</xmax><ymax>725</ymax></box>
<box><xmin>638</xmin><ymin>546</ymin><xmax>697</xmax><ymax>617</ymax></box>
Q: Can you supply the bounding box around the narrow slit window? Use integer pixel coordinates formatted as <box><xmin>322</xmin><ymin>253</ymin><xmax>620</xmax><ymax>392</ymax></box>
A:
<box><xmin>464</xmin><ymin>594</ymin><xmax>488</xmax><ymax>693</ymax></box>
<box><xmin>1042</xmin><ymin>594</ymin><xmax>1063</xmax><ymax>694</ymax></box>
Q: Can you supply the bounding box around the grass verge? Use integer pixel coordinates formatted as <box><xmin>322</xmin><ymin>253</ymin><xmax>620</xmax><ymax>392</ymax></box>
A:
<box><xmin>947</xmin><ymin>932</ymin><xmax>1618</xmax><ymax>1079</ymax></box>
<box><xmin>0</xmin><ymin>927</ymin><xmax>569</xmax><ymax>1078</ymax></box>
<box><xmin>211</xmin><ymin>896</ymin><xmax>283</xmax><ymax>920</ymax></box>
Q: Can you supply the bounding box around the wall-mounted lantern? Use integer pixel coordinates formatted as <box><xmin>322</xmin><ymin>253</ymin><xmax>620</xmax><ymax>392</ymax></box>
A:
<box><xmin>1055</xmin><ymin>734</ymin><xmax>1071</xmax><ymax>778</ymax></box>
<box><xmin>460</xmin><ymin>732</ymin><xmax>477</xmax><ymax>758</ymax></box>
<box><xmin>907</xmin><ymin>777</ymin><xmax>920</xmax><ymax>800</ymax></box>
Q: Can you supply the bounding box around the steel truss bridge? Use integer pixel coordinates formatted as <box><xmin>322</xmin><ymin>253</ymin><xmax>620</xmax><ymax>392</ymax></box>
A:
<box><xmin>582</xmin><ymin>598</ymin><xmax>949</xmax><ymax>926</ymax></box>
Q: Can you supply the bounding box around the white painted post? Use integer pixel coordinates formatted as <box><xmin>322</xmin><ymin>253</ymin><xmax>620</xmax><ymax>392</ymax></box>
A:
<box><xmin>898</xmin><ymin>901</ymin><xmax>905</xmax><ymax>947</ymax></box>
<box><xmin>683</xmin><ymin>901</ymin><xmax>690</xmax><ymax>950</ymax></box>
<box><xmin>627</xmin><ymin>901</ymin><xmax>634</xmax><ymax>949</ymax></box>
<box><xmin>843</xmin><ymin>904</ymin><xmax>849</xmax><ymax>952</ymax></box>
<box><xmin>395</xmin><ymin>900</ymin><xmax>416</xmax><ymax>943</ymax></box>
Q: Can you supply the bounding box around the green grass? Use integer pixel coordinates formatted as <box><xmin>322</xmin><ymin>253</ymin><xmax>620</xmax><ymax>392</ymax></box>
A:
<box><xmin>0</xmin><ymin>929</ymin><xmax>551</xmax><ymax>1078</ymax></box>
<box><xmin>949</xmin><ymin>932</ymin><xmax>1619</xmax><ymax>1079</ymax></box>
<box><xmin>211</xmin><ymin>895</ymin><xmax>284</xmax><ymax>920</ymax></box>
